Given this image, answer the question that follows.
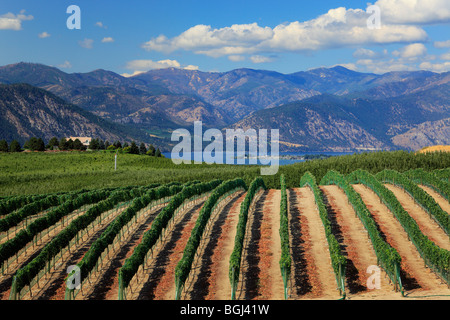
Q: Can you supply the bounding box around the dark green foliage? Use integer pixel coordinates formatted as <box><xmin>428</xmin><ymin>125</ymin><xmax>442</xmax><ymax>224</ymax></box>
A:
<box><xmin>299</xmin><ymin>172</ymin><xmax>346</xmax><ymax>296</ymax></box>
<box><xmin>228</xmin><ymin>177</ymin><xmax>266</xmax><ymax>298</ymax></box>
<box><xmin>0</xmin><ymin>140</ymin><xmax>8</xmax><ymax>152</ymax></box>
<box><xmin>279</xmin><ymin>174</ymin><xmax>290</xmax><ymax>298</ymax></box>
<box><xmin>376</xmin><ymin>169</ymin><xmax>450</xmax><ymax>236</ymax></box>
<box><xmin>321</xmin><ymin>170</ymin><xmax>402</xmax><ymax>290</ymax></box>
<box><xmin>13</xmin><ymin>185</ymin><xmax>152</xmax><ymax>292</ymax></box>
<box><xmin>119</xmin><ymin>179</ymin><xmax>222</xmax><ymax>288</ymax></box>
<box><xmin>174</xmin><ymin>178</ymin><xmax>246</xmax><ymax>297</ymax></box>
<box><xmin>347</xmin><ymin>169</ymin><xmax>450</xmax><ymax>283</ymax></box>
<box><xmin>9</xmin><ymin>140</ymin><xmax>21</xmax><ymax>152</ymax></box>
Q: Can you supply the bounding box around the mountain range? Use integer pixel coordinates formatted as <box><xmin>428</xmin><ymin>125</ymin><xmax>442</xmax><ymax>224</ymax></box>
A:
<box><xmin>0</xmin><ymin>62</ymin><xmax>448</xmax><ymax>151</ymax></box>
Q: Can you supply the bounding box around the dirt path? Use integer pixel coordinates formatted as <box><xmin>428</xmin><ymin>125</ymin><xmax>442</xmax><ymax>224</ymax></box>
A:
<box><xmin>240</xmin><ymin>189</ymin><xmax>284</xmax><ymax>300</ymax></box>
<box><xmin>288</xmin><ymin>187</ymin><xmax>341</xmax><ymax>300</ymax></box>
<box><xmin>129</xmin><ymin>200</ymin><xmax>206</xmax><ymax>300</ymax></box>
<box><xmin>320</xmin><ymin>185</ymin><xmax>394</xmax><ymax>299</ymax></box>
<box><xmin>353</xmin><ymin>184</ymin><xmax>450</xmax><ymax>299</ymax></box>
<box><xmin>179</xmin><ymin>191</ymin><xmax>246</xmax><ymax>300</ymax></box>
<box><xmin>384</xmin><ymin>184</ymin><xmax>450</xmax><ymax>251</ymax></box>
<box><xmin>418</xmin><ymin>185</ymin><xmax>450</xmax><ymax>215</ymax></box>
<box><xmin>78</xmin><ymin>204</ymin><xmax>167</xmax><ymax>300</ymax></box>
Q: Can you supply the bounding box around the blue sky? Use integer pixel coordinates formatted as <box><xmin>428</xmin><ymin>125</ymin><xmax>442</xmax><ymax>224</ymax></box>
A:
<box><xmin>0</xmin><ymin>0</ymin><xmax>449</xmax><ymax>75</ymax></box>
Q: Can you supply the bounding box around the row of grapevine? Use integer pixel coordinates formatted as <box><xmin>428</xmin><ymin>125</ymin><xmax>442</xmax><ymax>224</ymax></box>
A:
<box><xmin>321</xmin><ymin>170</ymin><xmax>403</xmax><ymax>294</ymax></box>
<box><xmin>0</xmin><ymin>192</ymin><xmax>82</xmax><ymax>232</ymax></box>
<box><xmin>0</xmin><ymin>192</ymin><xmax>62</xmax><ymax>218</ymax></box>
<box><xmin>118</xmin><ymin>179</ymin><xmax>222</xmax><ymax>299</ymax></box>
<box><xmin>405</xmin><ymin>168</ymin><xmax>450</xmax><ymax>202</ymax></box>
<box><xmin>9</xmin><ymin>185</ymin><xmax>153</xmax><ymax>299</ymax></box>
<box><xmin>299</xmin><ymin>172</ymin><xmax>346</xmax><ymax>298</ymax></box>
<box><xmin>65</xmin><ymin>183</ymin><xmax>183</xmax><ymax>299</ymax></box>
<box><xmin>279</xmin><ymin>174</ymin><xmax>290</xmax><ymax>300</ymax></box>
<box><xmin>174</xmin><ymin>178</ymin><xmax>247</xmax><ymax>299</ymax></box>
<box><xmin>376</xmin><ymin>169</ymin><xmax>450</xmax><ymax>236</ymax></box>
<box><xmin>228</xmin><ymin>177</ymin><xmax>266</xmax><ymax>300</ymax></box>
<box><xmin>347</xmin><ymin>169</ymin><xmax>450</xmax><ymax>286</ymax></box>
<box><xmin>0</xmin><ymin>188</ymin><xmax>115</xmax><ymax>271</ymax></box>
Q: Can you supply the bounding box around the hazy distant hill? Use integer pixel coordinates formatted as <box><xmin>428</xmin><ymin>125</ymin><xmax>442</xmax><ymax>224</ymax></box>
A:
<box><xmin>0</xmin><ymin>62</ymin><xmax>449</xmax><ymax>151</ymax></box>
<box><xmin>0</xmin><ymin>83</ymin><xmax>163</xmax><ymax>147</ymax></box>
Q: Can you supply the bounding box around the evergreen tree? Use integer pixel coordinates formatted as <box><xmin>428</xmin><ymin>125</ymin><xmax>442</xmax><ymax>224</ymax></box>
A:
<box><xmin>73</xmin><ymin>139</ymin><xmax>85</xmax><ymax>150</ymax></box>
<box><xmin>146</xmin><ymin>144</ymin><xmax>155</xmax><ymax>156</ymax></box>
<box><xmin>66</xmin><ymin>139</ymin><xmax>74</xmax><ymax>150</ymax></box>
<box><xmin>47</xmin><ymin>137</ymin><xmax>59</xmax><ymax>150</ymax></box>
<box><xmin>26</xmin><ymin>137</ymin><xmax>45</xmax><ymax>151</ymax></box>
<box><xmin>0</xmin><ymin>140</ymin><xmax>8</xmax><ymax>152</ymax></box>
<box><xmin>155</xmin><ymin>148</ymin><xmax>162</xmax><ymax>157</ymax></box>
<box><xmin>139</xmin><ymin>142</ymin><xmax>147</xmax><ymax>154</ymax></box>
<box><xmin>9</xmin><ymin>140</ymin><xmax>22</xmax><ymax>152</ymax></box>
<box><xmin>114</xmin><ymin>141</ymin><xmax>122</xmax><ymax>149</ymax></box>
<box><xmin>59</xmin><ymin>137</ymin><xmax>68</xmax><ymax>151</ymax></box>
<box><xmin>129</xmin><ymin>141</ymin><xmax>139</xmax><ymax>154</ymax></box>
<box><xmin>89</xmin><ymin>138</ymin><xmax>100</xmax><ymax>150</ymax></box>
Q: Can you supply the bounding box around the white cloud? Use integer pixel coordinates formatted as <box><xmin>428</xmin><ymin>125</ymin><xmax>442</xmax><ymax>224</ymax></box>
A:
<box><xmin>392</xmin><ymin>43</ymin><xmax>427</xmax><ymax>59</ymax></box>
<box><xmin>250</xmin><ymin>55</ymin><xmax>273</xmax><ymax>63</ymax></box>
<box><xmin>228</xmin><ymin>55</ymin><xmax>245</xmax><ymax>62</ymax></box>
<box><xmin>441</xmin><ymin>52</ymin><xmax>450</xmax><ymax>61</ymax></box>
<box><xmin>333</xmin><ymin>63</ymin><xmax>358</xmax><ymax>71</ymax></box>
<box><xmin>38</xmin><ymin>31</ymin><xmax>50</xmax><ymax>38</ymax></box>
<box><xmin>353</xmin><ymin>48</ymin><xmax>378</xmax><ymax>59</ymax></box>
<box><xmin>141</xmin><ymin>7</ymin><xmax>428</xmax><ymax>58</ymax></box>
<box><xmin>95</xmin><ymin>21</ymin><xmax>107</xmax><ymax>29</ymax></box>
<box><xmin>0</xmin><ymin>10</ymin><xmax>33</xmax><ymax>30</ymax></box>
<box><xmin>356</xmin><ymin>58</ymin><xmax>417</xmax><ymax>74</ymax></box>
<box><xmin>79</xmin><ymin>38</ymin><xmax>94</xmax><ymax>49</ymax></box>
<box><xmin>101</xmin><ymin>37</ymin><xmax>114</xmax><ymax>43</ymax></box>
<box><xmin>419</xmin><ymin>61</ymin><xmax>450</xmax><ymax>72</ymax></box>
<box><xmin>373</xmin><ymin>0</ymin><xmax>450</xmax><ymax>25</ymax></box>
<box><xmin>57</xmin><ymin>61</ymin><xmax>72</xmax><ymax>69</ymax></box>
<box><xmin>434</xmin><ymin>40</ymin><xmax>450</xmax><ymax>48</ymax></box>
<box><xmin>124</xmin><ymin>59</ymin><xmax>200</xmax><ymax>74</ymax></box>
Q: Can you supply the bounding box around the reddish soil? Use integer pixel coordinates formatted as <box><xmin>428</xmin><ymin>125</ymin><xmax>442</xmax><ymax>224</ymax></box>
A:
<box><xmin>288</xmin><ymin>187</ymin><xmax>341</xmax><ymax>300</ymax></box>
<box><xmin>320</xmin><ymin>185</ymin><xmax>395</xmax><ymax>299</ymax></box>
<box><xmin>384</xmin><ymin>184</ymin><xmax>450</xmax><ymax>251</ymax></box>
<box><xmin>183</xmin><ymin>191</ymin><xmax>246</xmax><ymax>300</ymax></box>
<box><xmin>240</xmin><ymin>189</ymin><xmax>284</xmax><ymax>300</ymax></box>
<box><xmin>353</xmin><ymin>184</ymin><xmax>450</xmax><ymax>299</ymax></box>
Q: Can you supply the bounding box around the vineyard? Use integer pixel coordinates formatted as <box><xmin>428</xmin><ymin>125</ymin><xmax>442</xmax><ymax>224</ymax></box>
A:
<box><xmin>0</xmin><ymin>165</ymin><xmax>449</xmax><ymax>300</ymax></box>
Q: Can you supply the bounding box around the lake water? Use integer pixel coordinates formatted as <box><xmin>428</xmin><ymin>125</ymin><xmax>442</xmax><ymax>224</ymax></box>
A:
<box><xmin>162</xmin><ymin>151</ymin><xmax>354</xmax><ymax>166</ymax></box>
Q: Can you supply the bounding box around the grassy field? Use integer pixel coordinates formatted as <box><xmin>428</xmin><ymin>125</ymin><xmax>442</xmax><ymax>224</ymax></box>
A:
<box><xmin>0</xmin><ymin>150</ymin><xmax>449</xmax><ymax>196</ymax></box>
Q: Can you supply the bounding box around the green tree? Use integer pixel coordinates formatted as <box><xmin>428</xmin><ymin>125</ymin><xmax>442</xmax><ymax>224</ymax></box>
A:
<box><xmin>59</xmin><ymin>137</ymin><xmax>68</xmax><ymax>151</ymax></box>
<box><xmin>155</xmin><ymin>148</ymin><xmax>162</xmax><ymax>157</ymax></box>
<box><xmin>114</xmin><ymin>141</ymin><xmax>122</xmax><ymax>149</ymax></box>
<box><xmin>0</xmin><ymin>140</ymin><xmax>8</xmax><ymax>152</ymax></box>
<box><xmin>25</xmin><ymin>137</ymin><xmax>45</xmax><ymax>151</ymax></box>
<box><xmin>9</xmin><ymin>140</ymin><xmax>22</xmax><ymax>152</ymax></box>
<box><xmin>89</xmin><ymin>138</ymin><xmax>100</xmax><ymax>150</ymax></box>
<box><xmin>66</xmin><ymin>139</ymin><xmax>74</xmax><ymax>150</ymax></box>
<box><xmin>47</xmin><ymin>137</ymin><xmax>59</xmax><ymax>150</ymax></box>
<box><xmin>129</xmin><ymin>141</ymin><xmax>139</xmax><ymax>155</ymax></box>
<box><xmin>139</xmin><ymin>142</ymin><xmax>147</xmax><ymax>155</ymax></box>
<box><xmin>146</xmin><ymin>144</ymin><xmax>155</xmax><ymax>156</ymax></box>
<box><xmin>73</xmin><ymin>139</ymin><xmax>85</xmax><ymax>151</ymax></box>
